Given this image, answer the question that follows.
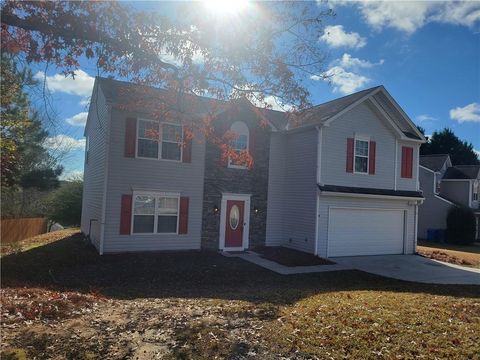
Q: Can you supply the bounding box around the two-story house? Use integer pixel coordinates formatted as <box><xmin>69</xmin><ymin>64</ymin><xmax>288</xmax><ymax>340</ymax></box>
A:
<box><xmin>419</xmin><ymin>154</ymin><xmax>480</xmax><ymax>240</ymax></box>
<box><xmin>81</xmin><ymin>78</ymin><xmax>425</xmax><ymax>257</ymax></box>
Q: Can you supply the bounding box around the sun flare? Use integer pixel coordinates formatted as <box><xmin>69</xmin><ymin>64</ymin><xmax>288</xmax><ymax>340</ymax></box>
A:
<box><xmin>203</xmin><ymin>0</ymin><xmax>249</xmax><ymax>14</ymax></box>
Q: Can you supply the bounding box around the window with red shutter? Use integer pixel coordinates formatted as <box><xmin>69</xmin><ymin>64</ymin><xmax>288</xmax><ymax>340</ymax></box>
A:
<box><xmin>120</xmin><ymin>194</ymin><xmax>133</xmax><ymax>235</ymax></box>
<box><xmin>368</xmin><ymin>141</ymin><xmax>376</xmax><ymax>175</ymax></box>
<box><xmin>179</xmin><ymin>197</ymin><xmax>189</xmax><ymax>234</ymax></box>
<box><xmin>346</xmin><ymin>138</ymin><xmax>354</xmax><ymax>173</ymax></box>
<box><xmin>124</xmin><ymin>118</ymin><xmax>137</xmax><ymax>158</ymax></box>
<box><xmin>401</xmin><ymin>146</ymin><xmax>413</xmax><ymax>178</ymax></box>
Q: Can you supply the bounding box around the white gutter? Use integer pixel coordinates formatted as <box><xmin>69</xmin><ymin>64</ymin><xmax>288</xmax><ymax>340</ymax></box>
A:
<box><xmin>319</xmin><ymin>191</ymin><xmax>424</xmax><ymax>202</ymax></box>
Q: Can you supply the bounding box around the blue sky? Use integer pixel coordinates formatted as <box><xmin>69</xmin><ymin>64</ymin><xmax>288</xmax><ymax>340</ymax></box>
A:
<box><xmin>33</xmin><ymin>1</ymin><xmax>480</xmax><ymax>178</ymax></box>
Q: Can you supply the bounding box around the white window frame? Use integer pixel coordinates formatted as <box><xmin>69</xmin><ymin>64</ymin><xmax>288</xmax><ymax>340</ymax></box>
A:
<box><xmin>473</xmin><ymin>181</ymin><xmax>479</xmax><ymax>201</ymax></box>
<box><xmin>228</xmin><ymin>121</ymin><xmax>249</xmax><ymax>170</ymax></box>
<box><xmin>131</xmin><ymin>191</ymin><xmax>180</xmax><ymax>235</ymax></box>
<box><xmin>433</xmin><ymin>172</ymin><xmax>442</xmax><ymax>194</ymax></box>
<box><xmin>136</xmin><ymin>119</ymin><xmax>183</xmax><ymax>162</ymax></box>
<box><xmin>353</xmin><ymin>135</ymin><xmax>370</xmax><ymax>175</ymax></box>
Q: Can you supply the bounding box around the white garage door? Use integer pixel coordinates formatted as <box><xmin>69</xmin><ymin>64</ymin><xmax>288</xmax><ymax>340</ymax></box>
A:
<box><xmin>328</xmin><ymin>208</ymin><xmax>405</xmax><ymax>257</ymax></box>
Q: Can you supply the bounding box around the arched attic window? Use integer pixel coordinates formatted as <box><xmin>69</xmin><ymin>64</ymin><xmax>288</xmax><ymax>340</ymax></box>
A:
<box><xmin>229</xmin><ymin>121</ymin><xmax>249</xmax><ymax>168</ymax></box>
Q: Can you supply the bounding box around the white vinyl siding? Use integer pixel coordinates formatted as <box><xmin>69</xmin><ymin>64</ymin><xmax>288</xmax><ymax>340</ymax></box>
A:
<box><xmin>102</xmin><ymin>109</ymin><xmax>205</xmax><ymax>253</ymax></box>
<box><xmin>321</xmin><ymin>101</ymin><xmax>397</xmax><ymax>189</ymax></box>
<box><xmin>265</xmin><ymin>129</ymin><xmax>317</xmax><ymax>253</ymax></box>
<box><xmin>80</xmin><ymin>83</ymin><xmax>109</xmax><ymax>250</ymax></box>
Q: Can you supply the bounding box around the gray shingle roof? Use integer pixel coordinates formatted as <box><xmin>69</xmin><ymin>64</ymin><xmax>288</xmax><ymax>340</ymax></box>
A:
<box><xmin>419</xmin><ymin>154</ymin><xmax>450</xmax><ymax>171</ymax></box>
<box><xmin>288</xmin><ymin>86</ymin><xmax>381</xmax><ymax>129</ymax></box>
<box><xmin>443</xmin><ymin>165</ymin><xmax>480</xmax><ymax>179</ymax></box>
<box><xmin>96</xmin><ymin>77</ymin><xmax>288</xmax><ymax>130</ymax></box>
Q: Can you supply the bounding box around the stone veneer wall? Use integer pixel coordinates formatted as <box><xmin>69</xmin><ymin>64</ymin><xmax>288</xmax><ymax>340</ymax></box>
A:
<box><xmin>201</xmin><ymin>107</ymin><xmax>271</xmax><ymax>250</ymax></box>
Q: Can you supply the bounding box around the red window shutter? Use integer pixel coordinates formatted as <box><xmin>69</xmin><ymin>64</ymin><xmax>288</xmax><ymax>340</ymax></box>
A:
<box><xmin>124</xmin><ymin>117</ymin><xmax>137</xmax><ymax>158</ymax></box>
<box><xmin>179</xmin><ymin>197</ymin><xmax>189</xmax><ymax>234</ymax></box>
<box><xmin>368</xmin><ymin>141</ymin><xmax>376</xmax><ymax>175</ymax></box>
<box><xmin>407</xmin><ymin>147</ymin><xmax>414</xmax><ymax>178</ymax></box>
<box><xmin>120</xmin><ymin>194</ymin><xmax>132</xmax><ymax>235</ymax></box>
<box><xmin>401</xmin><ymin>146</ymin><xmax>413</xmax><ymax>178</ymax></box>
<box><xmin>182</xmin><ymin>127</ymin><xmax>192</xmax><ymax>163</ymax></box>
<box><xmin>346</xmin><ymin>138</ymin><xmax>354</xmax><ymax>173</ymax></box>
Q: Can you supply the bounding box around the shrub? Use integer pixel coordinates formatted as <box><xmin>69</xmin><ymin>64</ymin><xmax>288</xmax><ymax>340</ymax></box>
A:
<box><xmin>446</xmin><ymin>206</ymin><xmax>476</xmax><ymax>245</ymax></box>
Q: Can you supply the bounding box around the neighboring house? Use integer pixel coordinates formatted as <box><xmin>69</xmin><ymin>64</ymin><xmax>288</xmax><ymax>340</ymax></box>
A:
<box><xmin>419</xmin><ymin>154</ymin><xmax>480</xmax><ymax>240</ymax></box>
<box><xmin>81</xmin><ymin>78</ymin><xmax>426</xmax><ymax>257</ymax></box>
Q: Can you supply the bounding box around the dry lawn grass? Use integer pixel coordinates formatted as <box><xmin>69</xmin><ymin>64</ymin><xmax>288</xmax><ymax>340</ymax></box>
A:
<box><xmin>1</xmin><ymin>231</ymin><xmax>479</xmax><ymax>359</ymax></box>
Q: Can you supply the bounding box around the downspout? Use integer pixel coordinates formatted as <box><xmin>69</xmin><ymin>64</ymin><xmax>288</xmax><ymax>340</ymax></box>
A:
<box><xmin>99</xmin><ymin>104</ymin><xmax>111</xmax><ymax>255</ymax></box>
<box><xmin>394</xmin><ymin>139</ymin><xmax>398</xmax><ymax>190</ymax></box>
<box><xmin>314</xmin><ymin>126</ymin><xmax>323</xmax><ymax>256</ymax></box>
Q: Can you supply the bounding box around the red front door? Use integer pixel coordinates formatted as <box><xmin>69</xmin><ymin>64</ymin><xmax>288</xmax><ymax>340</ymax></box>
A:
<box><xmin>225</xmin><ymin>200</ymin><xmax>245</xmax><ymax>248</ymax></box>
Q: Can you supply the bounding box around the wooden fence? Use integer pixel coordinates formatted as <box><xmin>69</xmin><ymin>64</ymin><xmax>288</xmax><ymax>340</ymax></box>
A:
<box><xmin>1</xmin><ymin>218</ymin><xmax>48</xmax><ymax>244</ymax></box>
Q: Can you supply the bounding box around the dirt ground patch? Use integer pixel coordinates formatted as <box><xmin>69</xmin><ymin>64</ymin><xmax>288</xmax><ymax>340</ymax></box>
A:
<box><xmin>254</xmin><ymin>246</ymin><xmax>334</xmax><ymax>267</ymax></box>
<box><xmin>1</xmin><ymin>232</ymin><xmax>479</xmax><ymax>359</ymax></box>
<box><xmin>417</xmin><ymin>243</ymin><xmax>480</xmax><ymax>268</ymax></box>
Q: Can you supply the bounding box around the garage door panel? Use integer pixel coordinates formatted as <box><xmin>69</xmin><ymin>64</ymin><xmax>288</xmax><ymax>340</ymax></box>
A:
<box><xmin>328</xmin><ymin>208</ymin><xmax>405</xmax><ymax>257</ymax></box>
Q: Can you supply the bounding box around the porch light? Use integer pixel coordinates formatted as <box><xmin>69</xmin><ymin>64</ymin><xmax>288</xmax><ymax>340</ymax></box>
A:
<box><xmin>213</xmin><ymin>204</ymin><xmax>219</xmax><ymax>214</ymax></box>
<box><xmin>254</xmin><ymin>206</ymin><xmax>259</xmax><ymax>214</ymax></box>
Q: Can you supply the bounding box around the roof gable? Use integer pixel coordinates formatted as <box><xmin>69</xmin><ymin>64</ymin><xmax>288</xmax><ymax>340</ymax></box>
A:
<box><xmin>287</xmin><ymin>86</ymin><xmax>426</xmax><ymax>142</ymax></box>
<box><xmin>420</xmin><ymin>154</ymin><xmax>451</xmax><ymax>172</ymax></box>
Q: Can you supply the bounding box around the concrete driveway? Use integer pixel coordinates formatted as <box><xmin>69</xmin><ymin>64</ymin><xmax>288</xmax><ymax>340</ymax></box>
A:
<box><xmin>332</xmin><ymin>255</ymin><xmax>480</xmax><ymax>285</ymax></box>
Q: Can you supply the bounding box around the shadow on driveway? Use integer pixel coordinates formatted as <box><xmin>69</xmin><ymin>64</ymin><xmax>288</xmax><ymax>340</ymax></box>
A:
<box><xmin>332</xmin><ymin>255</ymin><xmax>480</xmax><ymax>285</ymax></box>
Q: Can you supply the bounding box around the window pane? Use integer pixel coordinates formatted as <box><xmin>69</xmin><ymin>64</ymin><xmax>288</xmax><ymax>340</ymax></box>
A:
<box><xmin>162</xmin><ymin>124</ymin><xmax>182</xmax><ymax>142</ymax></box>
<box><xmin>134</xmin><ymin>196</ymin><xmax>155</xmax><ymax>215</ymax></box>
<box><xmin>139</xmin><ymin>120</ymin><xmax>158</xmax><ymax>139</ymax></box>
<box><xmin>157</xmin><ymin>215</ymin><xmax>178</xmax><ymax>233</ymax></box>
<box><xmin>158</xmin><ymin>197</ymin><xmax>178</xmax><ymax>215</ymax></box>
<box><xmin>355</xmin><ymin>140</ymin><xmax>369</xmax><ymax>156</ymax></box>
<box><xmin>355</xmin><ymin>156</ymin><xmax>368</xmax><ymax>173</ymax></box>
<box><xmin>133</xmin><ymin>215</ymin><xmax>154</xmax><ymax>233</ymax></box>
<box><xmin>162</xmin><ymin>141</ymin><xmax>181</xmax><ymax>160</ymax></box>
<box><xmin>138</xmin><ymin>139</ymin><xmax>159</xmax><ymax>158</ymax></box>
<box><xmin>232</xmin><ymin>134</ymin><xmax>248</xmax><ymax>150</ymax></box>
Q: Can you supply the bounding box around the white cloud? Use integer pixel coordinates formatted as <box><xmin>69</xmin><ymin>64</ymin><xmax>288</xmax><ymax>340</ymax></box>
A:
<box><xmin>430</xmin><ymin>1</ymin><xmax>480</xmax><ymax>28</ymax></box>
<box><xmin>416</xmin><ymin>114</ymin><xmax>437</xmax><ymax>122</ymax></box>
<box><xmin>262</xmin><ymin>95</ymin><xmax>294</xmax><ymax>112</ymax></box>
<box><xmin>60</xmin><ymin>169</ymin><xmax>84</xmax><ymax>180</ymax></box>
<box><xmin>44</xmin><ymin>135</ymin><xmax>86</xmax><ymax>151</ymax></box>
<box><xmin>34</xmin><ymin>69</ymin><xmax>95</xmax><ymax>97</ymax></box>
<box><xmin>342</xmin><ymin>1</ymin><xmax>480</xmax><ymax>35</ymax></box>
<box><xmin>319</xmin><ymin>25</ymin><xmax>367</xmax><ymax>49</ymax></box>
<box><xmin>79</xmin><ymin>97</ymin><xmax>90</xmax><ymax>107</ymax></box>
<box><xmin>65</xmin><ymin>112</ymin><xmax>88</xmax><ymax>126</ymax></box>
<box><xmin>315</xmin><ymin>66</ymin><xmax>370</xmax><ymax>95</ymax></box>
<box><xmin>336</xmin><ymin>53</ymin><xmax>384</xmax><ymax>70</ymax></box>
<box><xmin>450</xmin><ymin>103</ymin><xmax>480</xmax><ymax>123</ymax></box>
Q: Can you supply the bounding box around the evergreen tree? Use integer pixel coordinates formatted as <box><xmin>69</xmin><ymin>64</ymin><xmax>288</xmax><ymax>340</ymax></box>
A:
<box><xmin>420</xmin><ymin>128</ymin><xmax>479</xmax><ymax>165</ymax></box>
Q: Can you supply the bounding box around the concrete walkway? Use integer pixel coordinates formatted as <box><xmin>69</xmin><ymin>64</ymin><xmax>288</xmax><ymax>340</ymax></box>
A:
<box><xmin>222</xmin><ymin>251</ymin><xmax>352</xmax><ymax>275</ymax></box>
<box><xmin>332</xmin><ymin>255</ymin><xmax>480</xmax><ymax>285</ymax></box>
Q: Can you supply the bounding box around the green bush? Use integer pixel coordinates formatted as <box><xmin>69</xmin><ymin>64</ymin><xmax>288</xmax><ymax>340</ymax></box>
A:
<box><xmin>47</xmin><ymin>180</ymin><xmax>83</xmax><ymax>227</ymax></box>
<box><xmin>446</xmin><ymin>206</ymin><xmax>476</xmax><ymax>245</ymax></box>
